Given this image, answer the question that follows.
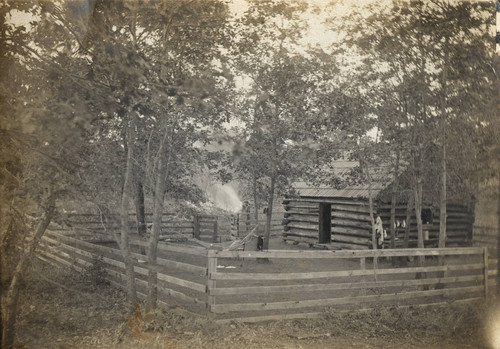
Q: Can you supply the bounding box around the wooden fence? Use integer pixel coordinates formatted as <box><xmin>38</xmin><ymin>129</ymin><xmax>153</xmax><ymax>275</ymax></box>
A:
<box><xmin>472</xmin><ymin>225</ymin><xmax>499</xmax><ymax>292</ymax></box>
<box><xmin>207</xmin><ymin>247</ymin><xmax>488</xmax><ymax>323</ymax></box>
<box><xmin>230</xmin><ymin>212</ymin><xmax>284</xmax><ymax>238</ymax></box>
<box><xmin>38</xmin><ymin>230</ymin><xmax>209</xmax><ymax>318</ymax></box>
<box><xmin>37</xmin><ymin>230</ymin><xmax>493</xmax><ymax>323</ymax></box>
<box><xmin>56</xmin><ymin>213</ymin><xmax>233</xmax><ymax>243</ymax></box>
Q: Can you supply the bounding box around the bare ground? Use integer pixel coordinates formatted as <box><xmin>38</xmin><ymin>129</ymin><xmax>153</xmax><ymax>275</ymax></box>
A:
<box><xmin>13</xmin><ymin>258</ymin><xmax>500</xmax><ymax>349</ymax></box>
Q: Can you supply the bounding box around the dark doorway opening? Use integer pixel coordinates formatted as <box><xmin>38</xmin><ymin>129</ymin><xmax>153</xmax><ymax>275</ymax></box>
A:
<box><xmin>319</xmin><ymin>203</ymin><xmax>332</xmax><ymax>243</ymax></box>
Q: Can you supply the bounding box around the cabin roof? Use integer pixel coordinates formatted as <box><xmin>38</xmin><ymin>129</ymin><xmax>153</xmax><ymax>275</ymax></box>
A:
<box><xmin>293</xmin><ymin>160</ymin><xmax>393</xmax><ymax>200</ymax></box>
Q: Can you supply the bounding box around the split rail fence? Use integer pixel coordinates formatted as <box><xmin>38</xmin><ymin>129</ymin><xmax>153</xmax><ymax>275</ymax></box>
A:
<box><xmin>55</xmin><ymin>213</ymin><xmax>232</xmax><ymax>243</ymax></box>
<box><xmin>472</xmin><ymin>225</ymin><xmax>499</xmax><ymax>292</ymax></box>
<box><xmin>230</xmin><ymin>212</ymin><xmax>284</xmax><ymax>238</ymax></box>
<box><xmin>38</xmin><ymin>230</ymin><xmax>493</xmax><ymax>323</ymax></box>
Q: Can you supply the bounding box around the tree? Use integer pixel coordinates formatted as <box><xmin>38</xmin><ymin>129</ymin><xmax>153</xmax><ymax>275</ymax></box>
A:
<box><xmin>328</xmin><ymin>0</ymin><xmax>496</xmax><ymax>250</ymax></box>
<box><xmin>16</xmin><ymin>0</ymin><xmax>233</xmax><ymax>310</ymax></box>
<box><xmin>0</xmin><ymin>1</ymin><xmax>112</xmax><ymax>344</ymax></box>
<box><xmin>230</xmin><ymin>0</ymin><xmax>322</xmax><ymax>250</ymax></box>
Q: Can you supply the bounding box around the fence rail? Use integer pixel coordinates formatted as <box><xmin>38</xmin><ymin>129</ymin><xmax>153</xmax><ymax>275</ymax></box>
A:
<box><xmin>206</xmin><ymin>247</ymin><xmax>488</xmax><ymax>322</ymax></box>
<box><xmin>37</xmin><ymin>230</ymin><xmax>494</xmax><ymax>323</ymax></box>
<box><xmin>39</xmin><ymin>230</ymin><xmax>208</xmax><ymax>317</ymax></box>
<box><xmin>52</xmin><ymin>213</ymin><xmax>232</xmax><ymax>243</ymax></box>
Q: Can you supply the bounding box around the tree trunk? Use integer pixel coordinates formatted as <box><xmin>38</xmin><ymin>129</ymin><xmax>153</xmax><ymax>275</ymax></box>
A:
<box><xmin>439</xmin><ymin>36</ymin><xmax>449</xmax><ymax>250</ymax></box>
<box><xmin>2</xmin><ymin>194</ymin><xmax>55</xmax><ymax>348</ymax></box>
<box><xmin>390</xmin><ymin>150</ymin><xmax>400</xmax><ymax>249</ymax></box>
<box><xmin>134</xmin><ymin>177</ymin><xmax>147</xmax><ymax>237</ymax></box>
<box><xmin>120</xmin><ymin>119</ymin><xmax>138</xmax><ymax>309</ymax></box>
<box><xmin>147</xmin><ymin>138</ymin><xmax>168</xmax><ymax>309</ymax></box>
<box><xmin>413</xmin><ymin>179</ymin><xmax>425</xmax><ymax>268</ymax></box>
<box><xmin>147</xmin><ymin>127</ymin><xmax>173</xmax><ymax>308</ymax></box>
<box><xmin>253</xmin><ymin>173</ymin><xmax>259</xmax><ymax>222</ymax></box>
<box><xmin>403</xmin><ymin>190</ymin><xmax>413</xmax><ymax>249</ymax></box>
<box><xmin>363</xmin><ymin>162</ymin><xmax>377</xmax><ymax>250</ymax></box>
<box><xmin>263</xmin><ymin>174</ymin><xmax>275</xmax><ymax>251</ymax></box>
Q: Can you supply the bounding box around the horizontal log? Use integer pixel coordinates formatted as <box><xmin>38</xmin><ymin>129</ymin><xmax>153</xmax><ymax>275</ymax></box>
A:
<box><xmin>283</xmin><ymin>212</ymin><xmax>319</xmax><ymax>218</ymax></box>
<box><xmin>209</xmin><ymin>247</ymin><xmax>484</xmax><ymax>259</ymax></box>
<box><xmin>284</xmin><ymin>200</ymin><xmax>318</xmax><ymax>207</ymax></box>
<box><xmin>331</xmin><ymin>234</ymin><xmax>371</xmax><ymax>246</ymax></box>
<box><xmin>211</xmin><ymin>285</ymin><xmax>483</xmax><ymax>313</ymax></box>
<box><xmin>331</xmin><ymin>204</ymin><xmax>371</xmax><ymax>214</ymax></box>
<box><xmin>283</xmin><ymin>231</ymin><xmax>318</xmax><ymax>239</ymax></box>
<box><xmin>283</xmin><ymin>237</ymin><xmax>317</xmax><ymax>245</ymax></box>
<box><xmin>331</xmin><ymin>226</ymin><xmax>371</xmax><ymax>238</ymax></box>
<box><xmin>473</xmin><ymin>231</ymin><xmax>499</xmax><ymax>239</ymax></box>
<box><xmin>287</xmin><ymin>198</ymin><xmax>369</xmax><ymax>206</ymax></box>
<box><xmin>284</xmin><ymin>217</ymin><xmax>319</xmax><ymax>225</ymax></box>
<box><xmin>210</xmin><ymin>263</ymin><xmax>484</xmax><ymax>281</ymax></box>
<box><xmin>332</xmin><ymin>211</ymin><xmax>370</xmax><ymax>222</ymax></box>
<box><xmin>332</xmin><ymin>219</ymin><xmax>371</xmax><ymax>230</ymax></box>
<box><xmin>473</xmin><ymin>237</ymin><xmax>498</xmax><ymax>245</ymax></box>
<box><xmin>286</xmin><ymin>223</ymin><xmax>318</xmax><ymax>231</ymax></box>
<box><xmin>209</xmin><ymin>274</ymin><xmax>483</xmax><ymax>296</ymax></box>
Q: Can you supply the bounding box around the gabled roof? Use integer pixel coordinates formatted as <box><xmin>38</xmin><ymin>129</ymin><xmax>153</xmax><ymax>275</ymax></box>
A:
<box><xmin>293</xmin><ymin>160</ymin><xmax>393</xmax><ymax>200</ymax></box>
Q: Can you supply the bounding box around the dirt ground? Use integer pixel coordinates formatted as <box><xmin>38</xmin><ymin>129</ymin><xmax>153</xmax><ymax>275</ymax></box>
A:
<box><xmin>13</xmin><ymin>256</ymin><xmax>500</xmax><ymax>349</ymax></box>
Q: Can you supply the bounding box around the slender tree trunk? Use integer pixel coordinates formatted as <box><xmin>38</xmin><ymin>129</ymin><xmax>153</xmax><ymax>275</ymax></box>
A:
<box><xmin>413</xmin><ymin>179</ymin><xmax>425</xmax><ymax>268</ymax></box>
<box><xmin>390</xmin><ymin>150</ymin><xmax>400</xmax><ymax>249</ymax></box>
<box><xmin>263</xmin><ymin>174</ymin><xmax>275</xmax><ymax>251</ymax></box>
<box><xmin>147</xmin><ymin>140</ymin><xmax>167</xmax><ymax>309</ymax></box>
<box><xmin>2</xmin><ymin>194</ymin><xmax>55</xmax><ymax>348</ymax></box>
<box><xmin>439</xmin><ymin>145</ymin><xmax>447</xmax><ymax>249</ymax></box>
<box><xmin>253</xmin><ymin>173</ymin><xmax>259</xmax><ymax>222</ymax></box>
<box><xmin>134</xmin><ymin>177</ymin><xmax>147</xmax><ymax>237</ymax></box>
<box><xmin>368</xmin><ymin>188</ymin><xmax>377</xmax><ymax>250</ymax></box>
<box><xmin>363</xmin><ymin>162</ymin><xmax>377</xmax><ymax>250</ymax></box>
<box><xmin>121</xmin><ymin>119</ymin><xmax>137</xmax><ymax>309</ymax></box>
<box><xmin>403</xmin><ymin>190</ymin><xmax>413</xmax><ymax>249</ymax></box>
<box><xmin>147</xmin><ymin>127</ymin><xmax>174</xmax><ymax>308</ymax></box>
<box><xmin>439</xmin><ymin>36</ymin><xmax>449</xmax><ymax>250</ymax></box>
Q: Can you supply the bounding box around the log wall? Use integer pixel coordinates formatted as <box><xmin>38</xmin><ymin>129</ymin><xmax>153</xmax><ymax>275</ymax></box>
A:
<box><xmin>283</xmin><ymin>199</ymin><xmax>473</xmax><ymax>250</ymax></box>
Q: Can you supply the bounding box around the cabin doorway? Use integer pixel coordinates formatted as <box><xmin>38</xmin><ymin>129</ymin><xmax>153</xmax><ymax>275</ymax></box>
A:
<box><xmin>318</xmin><ymin>203</ymin><xmax>332</xmax><ymax>243</ymax></box>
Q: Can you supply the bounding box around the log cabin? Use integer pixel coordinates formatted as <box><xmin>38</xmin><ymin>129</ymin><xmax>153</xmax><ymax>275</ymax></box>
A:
<box><xmin>282</xmin><ymin>161</ymin><xmax>474</xmax><ymax>250</ymax></box>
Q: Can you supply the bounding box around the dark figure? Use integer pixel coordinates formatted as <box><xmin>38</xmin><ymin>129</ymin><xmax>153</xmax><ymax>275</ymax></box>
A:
<box><xmin>421</xmin><ymin>209</ymin><xmax>433</xmax><ymax>225</ymax></box>
<box><xmin>257</xmin><ymin>236</ymin><xmax>264</xmax><ymax>251</ymax></box>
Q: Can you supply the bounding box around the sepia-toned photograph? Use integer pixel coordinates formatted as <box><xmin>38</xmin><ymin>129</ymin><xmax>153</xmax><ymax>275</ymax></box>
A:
<box><xmin>1</xmin><ymin>0</ymin><xmax>499</xmax><ymax>348</ymax></box>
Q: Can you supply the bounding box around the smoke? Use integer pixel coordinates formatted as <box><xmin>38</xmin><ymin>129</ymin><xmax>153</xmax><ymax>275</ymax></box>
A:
<box><xmin>205</xmin><ymin>182</ymin><xmax>243</xmax><ymax>213</ymax></box>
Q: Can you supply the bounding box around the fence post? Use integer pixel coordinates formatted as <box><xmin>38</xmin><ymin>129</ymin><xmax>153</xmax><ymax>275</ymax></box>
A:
<box><xmin>207</xmin><ymin>251</ymin><xmax>217</xmax><ymax>319</ymax></box>
<box><xmin>484</xmin><ymin>247</ymin><xmax>489</xmax><ymax>298</ymax></box>
<box><xmin>360</xmin><ymin>257</ymin><xmax>366</xmax><ymax>296</ymax></box>
<box><xmin>236</xmin><ymin>214</ymin><xmax>240</xmax><ymax>237</ymax></box>
<box><xmin>193</xmin><ymin>215</ymin><xmax>200</xmax><ymax>239</ymax></box>
<box><xmin>212</xmin><ymin>218</ymin><xmax>218</xmax><ymax>243</ymax></box>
